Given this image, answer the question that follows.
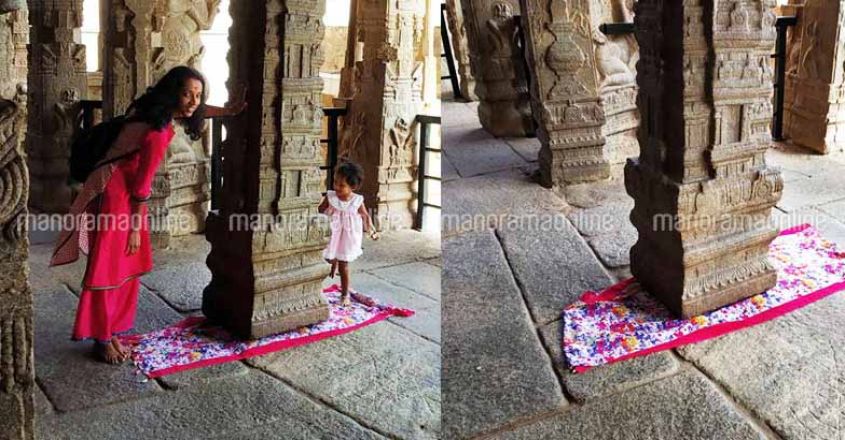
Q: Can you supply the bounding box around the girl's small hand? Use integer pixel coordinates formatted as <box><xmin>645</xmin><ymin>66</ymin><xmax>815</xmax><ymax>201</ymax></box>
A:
<box><xmin>370</xmin><ymin>231</ymin><xmax>380</xmax><ymax>241</ymax></box>
<box><xmin>126</xmin><ymin>230</ymin><xmax>141</xmax><ymax>255</ymax></box>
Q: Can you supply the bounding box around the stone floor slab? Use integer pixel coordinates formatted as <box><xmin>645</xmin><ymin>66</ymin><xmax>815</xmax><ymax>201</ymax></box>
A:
<box><xmin>443</xmin><ymin>153</ymin><xmax>460</xmax><ymax>181</ymax></box>
<box><xmin>497</xmin><ymin>215</ymin><xmax>615</xmax><ymax>324</ymax></box>
<box><xmin>677</xmin><ymin>293</ymin><xmax>845</xmax><ymax>440</ymax></box>
<box><xmin>34</xmin><ymin>383</ymin><xmax>53</xmax><ymax>416</ymax></box>
<box><xmin>140</xmin><ymin>261</ymin><xmax>211</xmax><ymax>312</ymax></box>
<box><xmin>348</xmin><ymin>272</ymin><xmax>440</xmax><ymax>343</ymax></box>
<box><xmin>444</xmin><ymin>133</ymin><xmax>528</xmax><ymax>178</ymax></box>
<box><xmin>503</xmin><ymin>137</ymin><xmax>541</xmax><ymax>162</ymax></box>
<box><xmin>586</xmin><ymin>226</ymin><xmax>637</xmax><ymax>268</ymax></box>
<box><xmin>443</xmin><ymin>169</ymin><xmax>567</xmax><ymax>236</ymax></box>
<box><xmin>30</xmin><ymin>243</ymin><xmax>87</xmax><ymax>294</ymax></box>
<box><xmin>775</xmin><ymin>173</ymin><xmax>845</xmax><ymax>212</ymax></box>
<box><xmin>494</xmin><ymin>369</ymin><xmax>769</xmax><ymax>440</ymax></box>
<box><xmin>355</xmin><ymin>230</ymin><xmax>441</xmax><ymax>271</ymax></box>
<box><xmin>368</xmin><ymin>261</ymin><xmax>441</xmax><ymax>301</ymax></box>
<box><xmin>33</xmin><ymin>286</ymin><xmax>163</xmax><ymax>413</ymax></box>
<box><xmin>538</xmin><ymin>319</ymin><xmax>680</xmax><ymax>401</ymax></box>
<box><xmin>246</xmin><ymin>324</ymin><xmax>441</xmax><ymax>440</ymax></box>
<box><xmin>443</xmin><ymin>231</ymin><xmax>566</xmax><ymax>439</ymax></box>
<box><xmin>157</xmin><ymin>361</ymin><xmax>250</xmax><ymax>390</ymax></box>
<box><xmin>563</xmin><ymin>177</ymin><xmax>630</xmax><ymax>209</ymax></box>
<box><xmin>37</xmin><ymin>371</ymin><xmax>380</xmax><ymax>440</ymax></box>
<box><xmin>566</xmin><ymin>200</ymin><xmax>633</xmax><ymax>237</ymax></box>
<box><xmin>771</xmin><ymin>207</ymin><xmax>845</xmax><ymax>247</ymax></box>
<box><xmin>817</xmin><ymin>198</ymin><xmax>845</xmax><ymax>224</ymax></box>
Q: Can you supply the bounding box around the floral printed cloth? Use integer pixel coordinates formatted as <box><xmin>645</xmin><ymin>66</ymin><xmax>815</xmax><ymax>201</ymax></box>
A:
<box><xmin>120</xmin><ymin>285</ymin><xmax>414</xmax><ymax>378</ymax></box>
<box><xmin>564</xmin><ymin>224</ymin><xmax>845</xmax><ymax>373</ymax></box>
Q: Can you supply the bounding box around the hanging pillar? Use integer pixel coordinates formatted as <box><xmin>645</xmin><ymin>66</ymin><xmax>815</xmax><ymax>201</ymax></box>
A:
<box><xmin>783</xmin><ymin>0</ymin><xmax>845</xmax><ymax>153</ymax></box>
<box><xmin>338</xmin><ymin>0</ymin><xmax>359</xmax><ymax>100</ymax></box>
<box><xmin>519</xmin><ymin>0</ymin><xmax>610</xmax><ymax>187</ymax></box>
<box><xmin>625</xmin><ymin>0</ymin><xmax>783</xmax><ymax>318</ymax></box>
<box><xmin>203</xmin><ymin>0</ymin><xmax>331</xmax><ymax>339</ymax></box>
<box><xmin>339</xmin><ymin>0</ymin><xmax>426</xmax><ymax>230</ymax></box>
<box><xmin>0</xmin><ymin>2</ymin><xmax>34</xmax><ymax>439</ymax></box>
<box><xmin>461</xmin><ymin>0</ymin><xmax>533</xmax><ymax>136</ymax></box>
<box><xmin>26</xmin><ymin>0</ymin><xmax>88</xmax><ymax>213</ymax></box>
<box><xmin>444</xmin><ymin>0</ymin><xmax>478</xmax><ymax>101</ymax></box>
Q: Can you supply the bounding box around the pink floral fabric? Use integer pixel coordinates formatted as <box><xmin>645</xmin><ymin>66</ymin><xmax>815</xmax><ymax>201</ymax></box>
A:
<box><xmin>120</xmin><ymin>285</ymin><xmax>414</xmax><ymax>378</ymax></box>
<box><xmin>564</xmin><ymin>224</ymin><xmax>845</xmax><ymax>372</ymax></box>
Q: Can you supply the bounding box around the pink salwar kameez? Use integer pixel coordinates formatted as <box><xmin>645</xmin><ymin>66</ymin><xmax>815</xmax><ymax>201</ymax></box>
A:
<box><xmin>51</xmin><ymin>122</ymin><xmax>175</xmax><ymax>343</ymax></box>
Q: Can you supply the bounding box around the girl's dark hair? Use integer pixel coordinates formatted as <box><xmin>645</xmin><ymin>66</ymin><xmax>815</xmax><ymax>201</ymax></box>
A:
<box><xmin>336</xmin><ymin>160</ymin><xmax>364</xmax><ymax>188</ymax></box>
<box><xmin>125</xmin><ymin>66</ymin><xmax>207</xmax><ymax>140</ymax></box>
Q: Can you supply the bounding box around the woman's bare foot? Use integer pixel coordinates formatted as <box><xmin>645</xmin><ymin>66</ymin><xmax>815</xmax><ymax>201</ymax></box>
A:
<box><xmin>340</xmin><ymin>292</ymin><xmax>352</xmax><ymax>307</ymax></box>
<box><xmin>94</xmin><ymin>341</ymin><xmax>125</xmax><ymax>365</ymax></box>
<box><xmin>111</xmin><ymin>337</ymin><xmax>130</xmax><ymax>360</ymax></box>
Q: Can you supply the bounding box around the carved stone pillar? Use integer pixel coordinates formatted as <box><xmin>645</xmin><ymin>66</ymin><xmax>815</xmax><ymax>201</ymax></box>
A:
<box><xmin>520</xmin><ymin>0</ymin><xmax>610</xmax><ymax>187</ymax></box>
<box><xmin>783</xmin><ymin>0</ymin><xmax>845</xmax><ymax>153</ymax></box>
<box><xmin>0</xmin><ymin>4</ymin><xmax>34</xmax><ymax>440</ymax></box>
<box><xmin>625</xmin><ymin>0</ymin><xmax>783</xmax><ymax>318</ymax></box>
<box><xmin>203</xmin><ymin>0</ymin><xmax>331</xmax><ymax>339</ymax></box>
<box><xmin>339</xmin><ymin>0</ymin><xmax>426</xmax><ymax>229</ymax></box>
<box><xmin>338</xmin><ymin>0</ymin><xmax>359</xmax><ymax>99</ymax></box>
<box><xmin>592</xmin><ymin>0</ymin><xmax>640</xmax><ymax>166</ymax></box>
<box><xmin>445</xmin><ymin>0</ymin><xmax>478</xmax><ymax>101</ymax></box>
<box><xmin>26</xmin><ymin>0</ymin><xmax>88</xmax><ymax>213</ymax></box>
<box><xmin>461</xmin><ymin>0</ymin><xmax>534</xmax><ymax>136</ymax></box>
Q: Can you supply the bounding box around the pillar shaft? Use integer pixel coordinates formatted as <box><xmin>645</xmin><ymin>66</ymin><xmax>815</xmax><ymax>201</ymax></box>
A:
<box><xmin>461</xmin><ymin>0</ymin><xmax>534</xmax><ymax>136</ymax></box>
<box><xmin>0</xmin><ymin>3</ymin><xmax>33</xmax><ymax>439</ymax></box>
<box><xmin>783</xmin><ymin>0</ymin><xmax>845</xmax><ymax>153</ymax></box>
<box><xmin>203</xmin><ymin>0</ymin><xmax>330</xmax><ymax>339</ymax></box>
<box><xmin>339</xmin><ymin>0</ymin><xmax>426</xmax><ymax>230</ymax></box>
<box><xmin>625</xmin><ymin>0</ymin><xmax>783</xmax><ymax>318</ymax></box>
<box><xmin>444</xmin><ymin>0</ymin><xmax>478</xmax><ymax>101</ymax></box>
<box><xmin>26</xmin><ymin>0</ymin><xmax>88</xmax><ymax>213</ymax></box>
<box><xmin>520</xmin><ymin>0</ymin><xmax>609</xmax><ymax>187</ymax></box>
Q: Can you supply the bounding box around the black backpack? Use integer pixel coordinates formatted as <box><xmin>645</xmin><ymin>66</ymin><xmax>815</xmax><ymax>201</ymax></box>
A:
<box><xmin>68</xmin><ymin>115</ymin><xmax>129</xmax><ymax>184</ymax></box>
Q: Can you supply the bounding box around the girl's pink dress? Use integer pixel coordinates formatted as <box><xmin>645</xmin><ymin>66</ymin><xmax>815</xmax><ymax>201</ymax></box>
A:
<box><xmin>65</xmin><ymin>123</ymin><xmax>175</xmax><ymax>343</ymax></box>
<box><xmin>322</xmin><ymin>190</ymin><xmax>364</xmax><ymax>262</ymax></box>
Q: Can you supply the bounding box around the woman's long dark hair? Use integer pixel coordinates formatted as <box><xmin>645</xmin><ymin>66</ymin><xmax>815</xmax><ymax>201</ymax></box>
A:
<box><xmin>125</xmin><ymin>66</ymin><xmax>207</xmax><ymax>140</ymax></box>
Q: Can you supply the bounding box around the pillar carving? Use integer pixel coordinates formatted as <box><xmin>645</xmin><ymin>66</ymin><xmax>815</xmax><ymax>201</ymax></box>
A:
<box><xmin>520</xmin><ymin>0</ymin><xmax>610</xmax><ymax>186</ymax></box>
<box><xmin>783</xmin><ymin>0</ymin><xmax>845</xmax><ymax>153</ymax></box>
<box><xmin>461</xmin><ymin>0</ymin><xmax>534</xmax><ymax>136</ymax></box>
<box><xmin>445</xmin><ymin>0</ymin><xmax>478</xmax><ymax>100</ymax></box>
<box><xmin>203</xmin><ymin>0</ymin><xmax>331</xmax><ymax>339</ymax></box>
<box><xmin>0</xmin><ymin>3</ymin><xmax>33</xmax><ymax>439</ymax></box>
<box><xmin>26</xmin><ymin>0</ymin><xmax>88</xmax><ymax>213</ymax></box>
<box><xmin>339</xmin><ymin>0</ymin><xmax>426</xmax><ymax>229</ymax></box>
<box><xmin>625</xmin><ymin>0</ymin><xmax>783</xmax><ymax>318</ymax></box>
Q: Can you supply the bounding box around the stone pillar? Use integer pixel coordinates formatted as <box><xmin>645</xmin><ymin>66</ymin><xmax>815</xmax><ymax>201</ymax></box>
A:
<box><xmin>783</xmin><ymin>0</ymin><xmax>845</xmax><ymax>153</ymax></box>
<box><xmin>592</xmin><ymin>0</ymin><xmax>640</xmax><ymax>167</ymax></box>
<box><xmin>339</xmin><ymin>0</ymin><xmax>426</xmax><ymax>229</ymax></box>
<box><xmin>624</xmin><ymin>0</ymin><xmax>783</xmax><ymax>318</ymax></box>
<box><xmin>445</xmin><ymin>0</ymin><xmax>478</xmax><ymax>100</ymax></box>
<box><xmin>26</xmin><ymin>0</ymin><xmax>88</xmax><ymax>213</ymax></box>
<box><xmin>338</xmin><ymin>0</ymin><xmax>359</xmax><ymax>100</ymax></box>
<box><xmin>0</xmin><ymin>3</ymin><xmax>34</xmax><ymax>440</ymax></box>
<box><xmin>461</xmin><ymin>0</ymin><xmax>534</xmax><ymax>136</ymax></box>
<box><xmin>203</xmin><ymin>0</ymin><xmax>331</xmax><ymax>339</ymax></box>
<box><xmin>519</xmin><ymin>0</ymin><xmax>610</xmax><ymax>187</ymax></box>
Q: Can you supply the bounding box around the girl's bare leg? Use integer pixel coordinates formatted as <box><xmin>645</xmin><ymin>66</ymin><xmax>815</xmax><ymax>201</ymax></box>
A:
<box><xmin>339</xmin><ymin>261</ymin><xmax>351</xmax><ymax>306</ymax></box>
<box><xmin>329</xmin><ymin>259</ymin><xmax>338</xmax><ymax>278</ymax></box>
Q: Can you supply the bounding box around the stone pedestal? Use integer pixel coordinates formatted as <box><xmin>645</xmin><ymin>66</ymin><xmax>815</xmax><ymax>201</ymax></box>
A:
<box><xmin>625</xmin><ymin>0</ymin><xmax>783</xmax><ymax>318</ymax></box>
<box><xmin>783</xmin><ymin>0</ymin><xmax>845</xmax><ymax>153</ymax></box>
<box><xmin>0</xmin><ymin>4</ymin><xmax>33</xmax><ymax>439</ymax></box>
<box><xmin>26</xmin><ymin>0</ymin><xmax>88</xmax><ymax>213</ymax></box>
<box><xmin>203</xmin><ymin>0</ymin><xmax>330</xmax><ymax>339</ymax></box>
<box><xmin>520</xmin><ymin>0</ymin><xmax>609</xmax><ymax>187</ymax></box>
<box><xmin>339</xmin><ymin>0</ymin><xmax>426</xmax><ymax>230</ymax></box>
<box><xmin>445</xmin><ymin>0</ymin><xmax>478</xmax><ymax>101</ymax></box>
<box><xmin>461</xmin><ymin>0</ymin><xmax>534</xmax><ymax>136</ymax></box>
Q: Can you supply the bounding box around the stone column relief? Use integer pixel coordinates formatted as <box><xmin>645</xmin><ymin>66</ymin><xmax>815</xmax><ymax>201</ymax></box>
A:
<box><xmin>203</xmin><ymin>0</ymin><xmax>331</xmax><ymax>339</ymax></box>
<box><xmin>625</xmin><ymin>0</ymin><xmax>783</xmax><ymax>318</ymax></box>
<box><xmin>445</xmin><ymin>0</ymin><xmax>478</xmax><ymax>100</ymax></box>
<box><xmin>0</xmin><ymin>3</ymin><xmax>34</xmax><ymax>440</ymax></box>
<box><xmin>26</xmin><ymin>0</ymin><xmax>88</xmax><ymax>213</ymax></box>
<box><xmin>520</xmin><ymin>0</ymin><xmax>610</xmax><ymax>187</ymax></box>
<box><xmin>592</xmin><ymin>0</ymin><xmax>640</xmax><ymax>166</ymax></box>
<box><xmin>783</xmin><ymin>0</ymin><xmax>845</xmax><ymax>153</ymax></box>
<box><xmin>461</xmin><ymin>0</ymin><xmax>534</xmax><ymax>136</ymax></box>
<box><xmin>339</xmin><ymin>0</ymin><xmax>426</xmax><ymax>229</ymax></box>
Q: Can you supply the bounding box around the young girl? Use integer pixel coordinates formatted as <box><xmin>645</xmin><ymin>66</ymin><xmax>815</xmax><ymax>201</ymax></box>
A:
<box><xmin>50</xmin><ymin>66</ymin><xmax>245</xmax><ymax>364</ymax></box>
<box><xmin>319</xmin><ymin>161</ymin><xmax>379</xmax><ymax>306</ymax></box>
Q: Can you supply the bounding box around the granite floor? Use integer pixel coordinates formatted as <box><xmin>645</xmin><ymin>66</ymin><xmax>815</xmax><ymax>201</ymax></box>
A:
<box><xmin>30</xmin><ymin>228</ymin><xmax>441</xmax><ymax>439</ymax></box>
<box><xmin>442</xmin><ymin>98</ymin><xmax>845</xmax><ymax>439</ymax></box>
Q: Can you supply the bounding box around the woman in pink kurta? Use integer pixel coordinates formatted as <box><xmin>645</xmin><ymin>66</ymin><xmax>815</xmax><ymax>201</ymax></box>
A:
<box><xmin>51</xmin><ymin>66</ymin><xmax>244</xmax><ymax>364</ymax></box>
